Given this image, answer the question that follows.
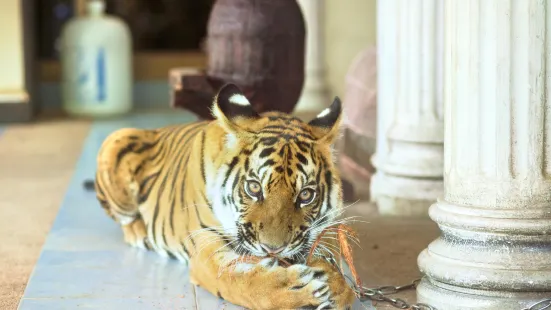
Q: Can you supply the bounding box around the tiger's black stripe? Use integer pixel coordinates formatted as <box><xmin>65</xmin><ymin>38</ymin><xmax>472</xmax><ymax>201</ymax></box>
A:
<box><xmin>200</xmin><ymin>130</ymin><xmax>207</xmax><ymax>183</ymax></box>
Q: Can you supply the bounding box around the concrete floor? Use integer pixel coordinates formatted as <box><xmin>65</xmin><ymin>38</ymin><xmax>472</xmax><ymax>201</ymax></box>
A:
<box><xmin>0</xmin><ymin>109</ymin><xmax>440</xmax><ymax>309</ymax></box>
<box><xmin>0</xmin><ymin>117</ymin><xmax>91</xmax><ymax>310</ymax></box>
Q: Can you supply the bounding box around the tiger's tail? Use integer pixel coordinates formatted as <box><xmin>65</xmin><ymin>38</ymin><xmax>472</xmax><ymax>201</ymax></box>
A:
<box><xmin>83</xmin><ymin>179</ymin><xmax>95</xmax><ymax>191</ymax></box>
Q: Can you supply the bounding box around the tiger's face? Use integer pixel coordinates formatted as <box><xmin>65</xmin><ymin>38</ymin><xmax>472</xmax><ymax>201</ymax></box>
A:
<box><xmin>233</xmin><ymin>133</ymin><xmax>342</xmax><ymax>260</ymax></box>
<box><xmin>208</xmin><ymin>84</ymin><xmax>343</xmax><ymax>261</ymax></box>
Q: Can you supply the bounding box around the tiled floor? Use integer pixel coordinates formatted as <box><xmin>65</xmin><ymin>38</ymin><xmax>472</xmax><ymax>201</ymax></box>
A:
<box><xmin>16</xmin><ymin>111</ymin><xmax>382</xmax><ymax>309</ymax></box>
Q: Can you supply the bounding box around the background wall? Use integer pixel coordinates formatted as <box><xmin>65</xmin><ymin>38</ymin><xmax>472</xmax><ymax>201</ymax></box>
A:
<box><xmin>324</xmin><ymin>0</ymin><xmax>377</xmax><ymax>97</ymax></box>
<box><xmin>0</xmin><ymin>1</ymin><xmax>25</xmax><ymax>96</ymax></box>
<box><xmin>34</xmin><ymin>0</ymin><xmax>377</xmax><ymax>108</ymax></box>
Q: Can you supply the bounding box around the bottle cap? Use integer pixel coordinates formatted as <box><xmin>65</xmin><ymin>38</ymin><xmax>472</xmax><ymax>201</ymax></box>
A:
<box><xmin>87</xmin><ymin>0</ymin><xmax>105</xmax><ymax>16</ymax></box>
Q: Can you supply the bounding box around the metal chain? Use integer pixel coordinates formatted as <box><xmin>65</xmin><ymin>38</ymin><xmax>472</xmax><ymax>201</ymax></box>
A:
<box><xmin>322</xmin><ymin>254</ymin><xmax>551</xmax><ymax>310</ymax></box>
<box><xmin>354</xmin><ymin>278</ymin><xmax>435</xmax><ymax>310</ymax></box>
<box><xmin>523</xmin><ymin>299</ymin><xmax>551</xmax><ymax>310</ymax></box>
<box><xmin>354</xmin><ymin>278</ymin><xmax>551</xmax><ymax>310</ymax></box>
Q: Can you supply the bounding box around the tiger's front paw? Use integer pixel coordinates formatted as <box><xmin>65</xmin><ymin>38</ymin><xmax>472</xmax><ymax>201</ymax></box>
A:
<box><xmin>303</xmin><ymin>260</ymin><xmax>356</xmax><ymax>310</ymax></box>
<box><xmin>193</xmin><ymin>255</ymin><xmax>355</xmax><ymax>310</ymax></box>
<box><xmin>272</xmin><ymin>261</ymin><xmax>354</xmax><ymax>310</ymax></box>
<box><xmin>284</xmin><ymin>264</ymin><xmax>333</xmax><ymax>309</ymax></box>
<box><xmin>237</xmin><ymin>258</ymin><xmax>332</xmax><ymax>309</ymax></box>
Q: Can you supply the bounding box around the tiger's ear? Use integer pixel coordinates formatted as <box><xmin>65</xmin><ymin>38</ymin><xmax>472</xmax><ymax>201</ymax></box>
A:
<box><xmin>308</xmin><ymin>96</ymin><xmax>343</xmax><ymax>144</ymax></box>
<box><xmin>211</xmin><ymin>83</ymin><xmax>261</xmax><ymax>134</ymax></box>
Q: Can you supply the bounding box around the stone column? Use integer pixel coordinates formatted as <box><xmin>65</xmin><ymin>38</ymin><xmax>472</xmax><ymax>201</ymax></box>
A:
<box><xmin>370</xmin><ymin>0</ymin><xmax>397</xmax><ymax>205</ymax></box>
<box><xmin>417</xmin><ymin>1</ymin><xmax>551</xmax><ymax>308</ymax></box>
<box><xmin>295</xmin><ymin>0</ymin><xmax>329</xmax><ymax>112</ymax></box>
<box><xmin>0</xmin><ymin>0</ymin><xmax>34</xmax><ymax>122</ymax></box>
<box><xmin>370</xmin><ymin>0</ymin><xmax>444</xmax><ymax>216</ymax></box>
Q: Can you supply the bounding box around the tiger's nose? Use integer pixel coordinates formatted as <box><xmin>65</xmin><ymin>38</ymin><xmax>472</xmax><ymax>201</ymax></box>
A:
<box><xmin>260</xmin><ymin>243</ymin><xmax>286</xmax><ymax>254</ymax></box>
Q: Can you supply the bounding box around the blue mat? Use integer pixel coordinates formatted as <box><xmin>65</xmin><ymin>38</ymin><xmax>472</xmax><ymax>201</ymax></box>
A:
<box><xmin>19</xmin><ymin>111</ymin><xmax>373</xmax><ymax>310</ymax></box>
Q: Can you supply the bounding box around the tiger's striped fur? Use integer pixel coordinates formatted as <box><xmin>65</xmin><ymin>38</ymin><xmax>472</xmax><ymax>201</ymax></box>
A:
<box><xmin>92</xmin><ymin>84</ymin><xmax>355</xmax><ymax>309</ymax></box>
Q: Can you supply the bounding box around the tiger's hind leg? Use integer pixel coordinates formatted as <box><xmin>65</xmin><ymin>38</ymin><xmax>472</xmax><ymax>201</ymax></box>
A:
<box><xmin>96</xmin><ymin>182</ymin><xmax>149</xmax><ymax>249</ymax></box>
<box><xmin>95</xmin><ymin>170</ymin><xmax>151</xmax><ymax>250</ymax></box>
<box><xmin>101</xmin><ymin>193</ymin><xmax>150</xmax><ymax>250</ymax></box>
<box><xmin>121</xmin><ymin>215</ymin><xmax>151</xmax><ymax>250</ymax></box>
<box><xmin>94</xmin><ymin>128</ymin><xmax>158</xmax><ymax>250</ymax></box>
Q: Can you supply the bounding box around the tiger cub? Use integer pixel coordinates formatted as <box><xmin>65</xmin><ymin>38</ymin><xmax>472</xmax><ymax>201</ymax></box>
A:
<box><xmin>92</xmin><ymin>83</ymin><xmax>356</xmax><ymax>309</ymax></box>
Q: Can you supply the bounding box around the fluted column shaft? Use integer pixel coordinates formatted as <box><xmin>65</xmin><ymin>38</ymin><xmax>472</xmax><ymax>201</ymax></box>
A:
<box><xmin>371</xmin><ymin>0</ymin><xmax>444</xmax><ymax>216</ymax></box>
<box><xmin>295</xmin><ymin>0</ymin><xmax>329</xmax><ymax>112</ymax></box>
<box><xmin>417</xmin><ymin>1</ymin><xmax>551</xmax><ymax>308</ymax></box>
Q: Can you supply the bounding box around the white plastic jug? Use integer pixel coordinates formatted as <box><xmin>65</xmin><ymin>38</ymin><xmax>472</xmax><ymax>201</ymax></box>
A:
<box><xmin>60</xmin><ymin>0</ymin><xmax>132</xmax><ymax>117</ymax></box>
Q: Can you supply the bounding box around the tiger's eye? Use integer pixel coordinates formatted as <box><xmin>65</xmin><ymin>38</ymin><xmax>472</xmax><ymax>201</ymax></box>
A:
<box><xmin>246</xmin><ymin>180</ymin><xmax>263</xmax><ymax>198</ymax></box>
<box><xmin>298</xmin><ymin>188</ymin><xmax>315</xmax><ymax>204</ymax></box>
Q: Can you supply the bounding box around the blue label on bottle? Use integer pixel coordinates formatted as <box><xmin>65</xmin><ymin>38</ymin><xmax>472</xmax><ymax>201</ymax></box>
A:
<box><xmin>73</xmin><ymin>46</ymin><xmax>106</xmax><ymax>105</ymax></box>
<box><xmin>96</xmin><ymin>47</ymin><xmax>106</xmax><ymax>102</ymax></box>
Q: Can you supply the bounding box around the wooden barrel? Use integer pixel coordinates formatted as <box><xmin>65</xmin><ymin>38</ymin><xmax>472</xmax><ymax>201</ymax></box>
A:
<box><xmin>205</xmin><ymin>0</ymin><xmax>306</xmax><ymax>113</ymax></box>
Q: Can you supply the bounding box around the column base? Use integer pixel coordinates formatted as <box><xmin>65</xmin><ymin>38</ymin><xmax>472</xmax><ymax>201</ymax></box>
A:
<box><xmin>370</xmin><ymin>172</ymin><xmax>442</xmax><ymax>217</ymax></box>
<box><xmin>417</xmin><ymin>277</ymin><xmax>551</xmax><ymax>310</ymax></box>
<box><xmin>417</xmin><ymin>200</ymin><xmax>551</xmax><ymax>309</ymax></box>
